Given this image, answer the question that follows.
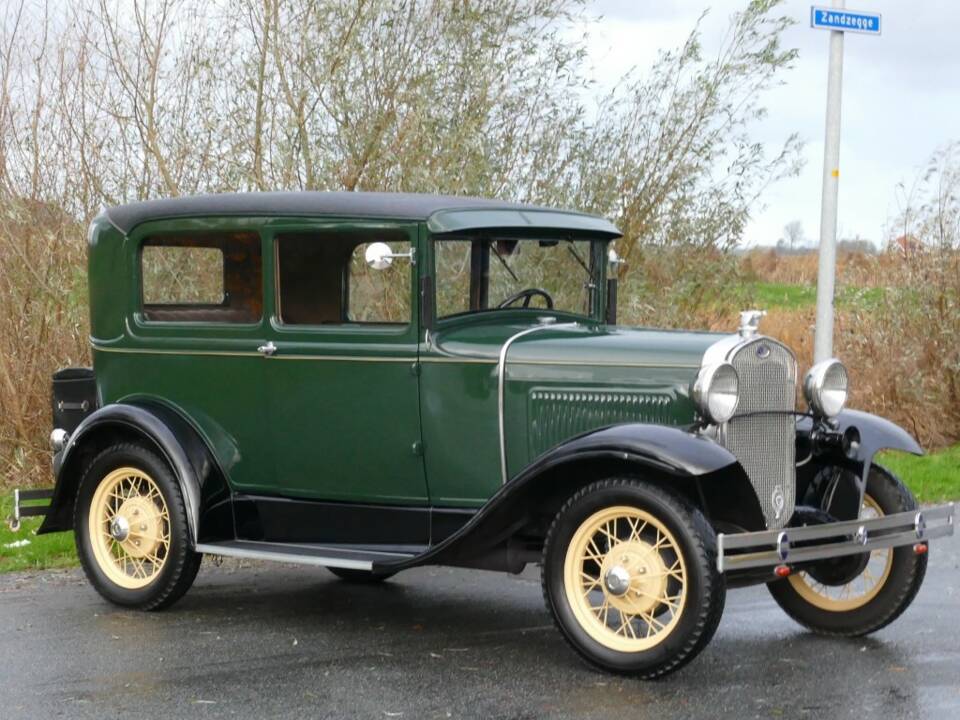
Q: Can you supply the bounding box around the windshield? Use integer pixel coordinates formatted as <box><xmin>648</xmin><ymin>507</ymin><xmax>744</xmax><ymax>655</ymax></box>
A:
<box><xmin>435</xmin><ymin>237</ymin><xmax>601</xmax><ymax>319</ymax></box>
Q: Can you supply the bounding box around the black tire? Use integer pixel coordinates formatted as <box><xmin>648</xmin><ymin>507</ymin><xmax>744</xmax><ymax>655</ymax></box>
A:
<box><xmin>541</xmin><ymin>478</ymin><xmax>725</xmax><ymax>679</ymax></box>
<box><xmin>326</xmin><ymin>566</ymin><xmax>395</xmax><ymax>583</ymax></box>
<box><xmin>767</xmin><ymin>465</ymin><xmax>927</xmax><ymax>636</ymax></box>
<box><xmin>74</xmin><ymin>442</ymin><xmax>201</xmax><ymax>610</ymax></box>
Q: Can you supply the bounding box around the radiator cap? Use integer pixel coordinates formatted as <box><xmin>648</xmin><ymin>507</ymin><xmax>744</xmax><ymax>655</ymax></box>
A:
<box><xmin>739</xmin><ymin>309</ymin><xmax>767</xmax><ymax>338</ymax></box>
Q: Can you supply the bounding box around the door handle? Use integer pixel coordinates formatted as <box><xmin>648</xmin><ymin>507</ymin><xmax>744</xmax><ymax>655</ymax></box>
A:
<box><xmin>257</xmin><ymin>341</ymin><xmax>277</xmax><ymax>357</ymax></box>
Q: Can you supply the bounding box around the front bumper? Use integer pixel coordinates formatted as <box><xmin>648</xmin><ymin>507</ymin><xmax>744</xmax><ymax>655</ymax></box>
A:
<box><xmin>717</xmin><ymin>502</ymin><xmax>955</xmax><ymax>573</ymax></box>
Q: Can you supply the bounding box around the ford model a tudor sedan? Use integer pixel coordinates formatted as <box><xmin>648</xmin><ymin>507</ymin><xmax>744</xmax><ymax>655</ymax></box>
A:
<box><xmin>12</xmin><ymin>192</ymin><xmax>954</xmax><ymax>677</ymax></box>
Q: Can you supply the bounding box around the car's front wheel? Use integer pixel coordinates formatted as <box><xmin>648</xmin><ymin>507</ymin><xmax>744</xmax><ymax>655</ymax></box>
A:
<box><xmin>767</xmin><ymin>465</ymin><xmax>927</xmax><ymax>636</ymax></box>
<box><xmin>74</xmin><ymin>442</ymin><xmax>201</xmax><ymax>610</ymax></box>
<box><xmin>542</xmin><ymin>478</ymin><xmax>725</xmax><ymax>678</ymax></box>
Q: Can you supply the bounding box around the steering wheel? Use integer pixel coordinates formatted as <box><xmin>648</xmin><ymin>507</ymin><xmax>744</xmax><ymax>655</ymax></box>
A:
<box><xmin>496</xmin><ymin>287</ymin><xmax>554</xmax><ymax>310</ymax></box>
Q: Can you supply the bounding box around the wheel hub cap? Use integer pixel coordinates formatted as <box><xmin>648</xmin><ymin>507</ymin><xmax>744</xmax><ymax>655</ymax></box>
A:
<box><xmin>600</xmin><ymin>541</ymin><xmax>669</xmax><ymax>615</ymax></box>
<box><xmin>109</xmin><ymin>515</ymin><xmax>130</xmax><ymax>542</ymax></box>
<box><xmin>113</xmin><ymin>496</ymin><xmax>162</xmax><ymax>559</ymax></box>
<box><xmin>604</xmin><ymin>565</ymin><xmax>631</xmax><ymax>596</ymax></box>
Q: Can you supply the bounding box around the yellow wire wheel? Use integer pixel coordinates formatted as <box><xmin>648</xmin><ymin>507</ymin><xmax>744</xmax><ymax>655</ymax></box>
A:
<box><xmin>562</xmin><ymin>505</ymin><xmax>688</xmax><ymax>653</ymax></box>
<box><xmin>87</xmin><ymin>466</ymin><xmax>172</xmax><ymax>590</ymax></box>
<box><xmin>786</xmin><ymin>494</ymin><xmax>893</xmax><ymax>612</ymax></box>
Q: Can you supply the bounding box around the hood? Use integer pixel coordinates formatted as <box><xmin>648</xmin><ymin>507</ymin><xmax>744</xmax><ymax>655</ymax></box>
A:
<box><xmin>430</xmin><ymin>319</ymin><xmax>724</xmax><ymax>370</ymax></box>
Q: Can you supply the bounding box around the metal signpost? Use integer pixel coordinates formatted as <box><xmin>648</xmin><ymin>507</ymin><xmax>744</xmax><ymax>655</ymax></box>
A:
<box><xmin>810</xmin><ymin>3</ymin><xmax>881</xmax><ymax>362</ymax></box>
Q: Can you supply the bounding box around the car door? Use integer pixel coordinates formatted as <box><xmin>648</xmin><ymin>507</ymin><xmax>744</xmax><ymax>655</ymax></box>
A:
<box><xmin>106</xmin><ymin>220</ymin><xmax>273</xmax><ymax>495</ymax></box>
<box><xmin>257</xmin><ymin>220</ymin><xmax>429</xmax><ymax>540</ymax></box>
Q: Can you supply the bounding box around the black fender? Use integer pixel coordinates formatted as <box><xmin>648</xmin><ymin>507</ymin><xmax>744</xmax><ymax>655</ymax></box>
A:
<box><xmin>375</xmin><ymin>423</ymin><xmax>748</xmax><ymax>573</ymax></box>
<box><xmin>795</xmin><ymin>409</ymin><xmax>922</xmax><ymax>519</ymax></box>
<box><xmin>835</xmin><ymin>408</ymin><xmax>923</xmax><ymax>461</ymax></box>
<box><xmin>38</xmin><ymin>400</ymin><xmax>232</xmax><ymax>545</ymax></box>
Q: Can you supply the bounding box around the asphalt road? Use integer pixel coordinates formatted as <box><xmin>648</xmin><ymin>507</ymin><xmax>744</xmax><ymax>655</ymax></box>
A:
<box><xmin>2</xmin><ymin>532</ymin><xmax>957</xmax><ymax>720</ymax></box>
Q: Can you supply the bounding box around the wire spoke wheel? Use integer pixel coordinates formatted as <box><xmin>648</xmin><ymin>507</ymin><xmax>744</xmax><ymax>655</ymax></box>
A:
<box><xmin>768</xmin><ymin>465</ymin><xmax>928</xmax><ymax>638</ymax></box>
<box><xmin>88</xmin><ymin>466</ymin><xmax>171</xmax><ymax>590</ymax></box>
<box><xmin>563</xmin><ymin>505</ymin><xmax>688</xmax><ymax>652</ymax></box>
<box><xmin>787</xmin><ymin>494</ymin><xmax>893</xmax><ymax>612</ymax></box>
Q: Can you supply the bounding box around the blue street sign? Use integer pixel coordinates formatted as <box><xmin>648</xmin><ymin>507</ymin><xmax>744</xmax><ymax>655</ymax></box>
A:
<box><xmin>810</xmin><ymin>6</ymin><xmax>881</xmax><ymax>35</ymax></box>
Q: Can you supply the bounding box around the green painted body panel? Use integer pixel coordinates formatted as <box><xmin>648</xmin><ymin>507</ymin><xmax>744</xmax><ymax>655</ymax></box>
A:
<box><xmin>418</xmin><ymin>319</ymin><xmax>719</xmax><ymax>504</ymax></box>
<box><xmin>85</xmin><ymin>207</ymin><xmax>720</xmax><ymax>514</ymax></box>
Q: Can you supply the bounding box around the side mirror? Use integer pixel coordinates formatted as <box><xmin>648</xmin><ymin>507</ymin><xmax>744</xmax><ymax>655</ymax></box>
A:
<box><xmin>364</xmin><ymin>242</ymin><xmax>416</xmax><ymax>270</ymax></box>
<box><xmin>365</xmin><ymin>242</ymin><xmax>395</xmax><ymax>270</ymax></box>
<box><xmin>608</xmin><ymin>247</ymin><xmax>625</xmax><ymax>273</ymax></box>
<box><xmin>606</xmin><ymin>248</ymin><xmax>623</xmax><ymax>325</ymax></box>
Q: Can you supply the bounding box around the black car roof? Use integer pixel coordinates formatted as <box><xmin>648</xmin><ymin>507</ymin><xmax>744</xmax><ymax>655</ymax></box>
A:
<box><xmin>104</xmin><ymin>191</ymin><xmax>621</xmax><ymax>237</ymax></box>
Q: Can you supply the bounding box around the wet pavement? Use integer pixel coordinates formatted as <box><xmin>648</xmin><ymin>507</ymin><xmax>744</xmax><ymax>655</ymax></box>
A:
<box><xmin>1</xmin><ymin>531</ymin><xmax>957</xmax><ymax>720</ymax></box>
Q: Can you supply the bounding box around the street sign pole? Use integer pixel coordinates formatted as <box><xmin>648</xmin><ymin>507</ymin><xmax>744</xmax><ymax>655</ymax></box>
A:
<box><xmin>813</xmin><ymin>0</ymin><xmax>845</xmax><ymax>363</ymax></box>
<box><xmin>809</xmin><ymin>3</ymin><xmax>881</xmax><ymax>361</ymax></box>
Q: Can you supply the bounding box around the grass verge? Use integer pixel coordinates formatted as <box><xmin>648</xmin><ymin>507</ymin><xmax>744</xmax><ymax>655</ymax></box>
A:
<box><xmin>748</xmin><ymin>281</ymin><xmax>886</xmax><ymax>311</ymax></box>
<box><xmin>877</xmin><ymin>444</ymin><xmax>960</xmax><ymax>504</ymax></box>
<box><xmin>1</xmin><ymin>445</ymin><xmax>956</xmax><ymax>574</ymax></box>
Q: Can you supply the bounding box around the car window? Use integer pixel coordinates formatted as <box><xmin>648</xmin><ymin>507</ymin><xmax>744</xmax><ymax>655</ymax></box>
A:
<box><xmin>275</xmin><ymin>232</ymin><xmax>411</xmax><ymax>326</ymax></box>
<box><xmin>435</xmin><ymin>237</ymin><xmax>597</xmax><ymax>319</ymax></box>
<box><xmin>141</xmin><ymin>232</ymin><xmax>262</xmax><ymax>323</ymax></box>
<box><xmin>143</xmin><ymin>246</ymin><xmax>223</xmax><ymax>304</ymax></box>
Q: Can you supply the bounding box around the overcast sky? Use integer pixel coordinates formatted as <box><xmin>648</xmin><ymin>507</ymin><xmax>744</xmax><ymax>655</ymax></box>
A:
<box><xmin>583</xmin><ymin>1</ymin><xmax>958</xmax><ymax>248</ymax></box>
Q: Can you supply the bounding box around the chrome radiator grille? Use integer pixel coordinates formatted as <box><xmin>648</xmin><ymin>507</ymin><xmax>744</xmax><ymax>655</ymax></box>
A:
<box><xmin>721</xmin><ymin>338</ymin><xmax>797</xmax><ymax>529</ymax></box>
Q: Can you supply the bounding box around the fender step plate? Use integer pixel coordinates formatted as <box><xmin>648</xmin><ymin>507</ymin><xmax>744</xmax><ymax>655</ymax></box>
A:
<box><xmin>194</xmin><ymin>540</ymin><xmax>420</xmax><ymax>571</ymax></box>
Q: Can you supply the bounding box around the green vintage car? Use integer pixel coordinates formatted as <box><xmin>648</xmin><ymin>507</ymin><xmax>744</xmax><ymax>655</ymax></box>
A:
<box><xmin>13</xmin><ymin>192</ymin><xmax>954</xmax><ymax>677</ymax></box>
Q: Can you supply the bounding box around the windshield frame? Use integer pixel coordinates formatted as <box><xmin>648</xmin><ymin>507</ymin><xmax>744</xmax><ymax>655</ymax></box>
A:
<box><xmin>430</xmin><ymin>231</ymin><xmax>611</xmax><ymax>325</ymax></box>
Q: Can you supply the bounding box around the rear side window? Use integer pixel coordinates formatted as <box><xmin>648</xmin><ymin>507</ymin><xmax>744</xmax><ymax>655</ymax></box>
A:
<box><xmin>142</xmin><ymin>246</ymin><xmax>224</xmax><ymax>304</ymax></box>
<box><xmin>141</xmin><ymin>232</ymin><xmax>262</xmax><ymax>323</ymax></box>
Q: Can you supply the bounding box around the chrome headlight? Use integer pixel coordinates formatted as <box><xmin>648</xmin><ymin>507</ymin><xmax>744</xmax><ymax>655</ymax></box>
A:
<box><xmin>803</xmin><ymin>359</ymin><xmax>849</xmax><ymax>418</ymax></box>
<box><xmin>692</xmin><ymin>362</ymin><xmax>740</xmax><ymax>424</ymax></box>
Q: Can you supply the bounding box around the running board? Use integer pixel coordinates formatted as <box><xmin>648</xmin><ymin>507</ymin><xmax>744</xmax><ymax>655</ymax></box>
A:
<box><xmin>195</xmin><ymin>540</ymin><xmax>420</xmax><ymax>571</ymax></box>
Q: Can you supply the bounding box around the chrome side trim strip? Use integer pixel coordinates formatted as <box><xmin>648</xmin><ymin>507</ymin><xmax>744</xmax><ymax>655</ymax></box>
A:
<box><xmin>498</xmin><ymin>322</ymin><xmax>577</xmax><ymax>485</ymax></box>
<box><xmin>507</xmin><ymin>359</ymin><xmax>701</xmax><ymax>369</ymax></box>
<box><xmin>716</xmin><ymin>502</ymin><xmax>954</xmax><ymax>572</ymax></box>
<box><xmin>92</xmin><ymin>345</ymin><xmax>413</xmax><ymax>363</ymax></box>
<box><xmin>419</xmin><ymin>356</ymin><xmax>498</xmax><ymax>365</ymax></box>
<box><xmin>92</xmin><ymin>343</ymin><xmax>694</xmax><ymax>369</ymax></box>
<box><xmin>93</xmin><ymin>345</ymin><xmax>260</xmax><ymax>358</ymax></box>
<box><xmin>195</xmin><ymin>543</ymin><xmax>374</xmax><ymax>570</ymax></box>
<box><xmin>270</xmin><ymin>355</ymin><xmax>412</xmax><ymax>363</ymax></box>
<box><xmin>421</xmin><ymin>357</ymin><xmax>700</xmax><ymax>369</ymax></box>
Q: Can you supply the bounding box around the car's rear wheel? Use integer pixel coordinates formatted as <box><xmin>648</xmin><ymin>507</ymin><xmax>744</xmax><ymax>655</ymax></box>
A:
<box><xmin>542</xmin><ymin>478</ymin><xmax>725</xmax><ymax>678</ymax></box>
<box><xmin>74</xmin><ymin>443</ymin><xmax>201</xmax><ymax>610</ymax></box>
<box><xmin>767</xmin><ymin>465</ymin><xmax>927</xmax><ymax>636</ymax></box>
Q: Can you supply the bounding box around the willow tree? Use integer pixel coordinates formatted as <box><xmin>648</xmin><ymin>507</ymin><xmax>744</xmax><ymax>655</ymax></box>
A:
<box><xmin>0</xmin><ymin>0</ymin><xmax>801</xmax><ymax>486</ymax></box>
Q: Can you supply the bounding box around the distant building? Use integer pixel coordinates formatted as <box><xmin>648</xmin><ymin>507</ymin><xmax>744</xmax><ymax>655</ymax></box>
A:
<box><xmin>891</xmin><ymin>234</ymin><xmax>921</xmax><ymax>257</ymax></box>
